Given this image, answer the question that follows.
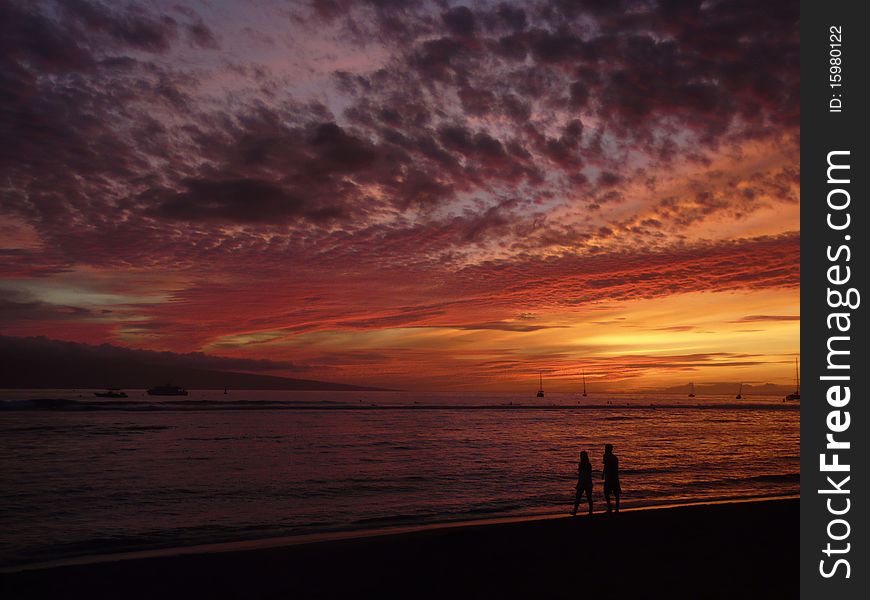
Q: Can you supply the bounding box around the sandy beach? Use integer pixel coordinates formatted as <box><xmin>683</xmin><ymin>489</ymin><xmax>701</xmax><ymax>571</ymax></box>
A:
<box><xmin>1</xmin><ymin>498</ymin><xmax>797</xmax><ymax>599</ymax></box>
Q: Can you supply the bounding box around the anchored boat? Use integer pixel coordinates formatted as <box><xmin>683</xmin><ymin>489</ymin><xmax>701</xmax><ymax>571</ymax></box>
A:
<box><xmin>784</xmin><ymin>358</ymin><xmax>800</xmax><ymax>401</ymax></box>
<box><xmin>147</xmin><ymin>384</ymin><xmax>189</xmax><ymax>396</ymax></box>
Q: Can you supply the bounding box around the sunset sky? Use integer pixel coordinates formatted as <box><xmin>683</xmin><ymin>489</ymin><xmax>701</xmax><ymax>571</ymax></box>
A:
<box><xmin>0</xmin><ymin>0</ymin><xmax>799</xmax><ymax>391</ymax></box>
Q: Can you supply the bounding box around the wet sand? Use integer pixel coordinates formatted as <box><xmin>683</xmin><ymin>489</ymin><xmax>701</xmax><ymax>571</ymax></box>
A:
<box><xmin>1</xmin><ymin>498</ymin><xmax>798</xmax><ymax>599</ymax></box>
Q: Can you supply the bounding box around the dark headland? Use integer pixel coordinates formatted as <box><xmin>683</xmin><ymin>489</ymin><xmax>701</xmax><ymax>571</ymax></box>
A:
<box><xmin>1</xmin><ymin>499</ymin><xmax>797</xmax><ymax>599</ymax></box>
<box><xmin>0</xmin><ymin>336</ymin><xmax>386</xmax><ymax>391</ymax></box>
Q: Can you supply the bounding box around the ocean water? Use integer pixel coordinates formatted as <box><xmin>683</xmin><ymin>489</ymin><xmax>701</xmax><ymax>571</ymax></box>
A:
<box><xmin>0</xmin><ymin>390</ymin><xmax>799</xmax><ymax>569</ymax></box>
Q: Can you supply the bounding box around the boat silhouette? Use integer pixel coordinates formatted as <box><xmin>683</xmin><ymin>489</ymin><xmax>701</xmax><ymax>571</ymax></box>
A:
<box><xmin>688</xmin><ymin>382</ymin><xmax>696</xmax><ymax>398</ymax></box>
<box><xmin>784</xmin><ymin>357</ymin><xmax>800</xmax><ymax>401</ymax></box>
<box><xmin>736</xmin><ymin>383</ymin><xmax>743</xmax><ymax>400</ymax></box>
<box><xmin>582</xmin><ymin>370</ymin><xmax>587</xmax><ymax>397</ymax></box>
<box><xmin>536</xmin><ymin>371</ymin><xmax>545</xmax><ymax>398</ymax></box>
<box><xmin>147</xmin><ymin>384</ymin><xmax>188</xmax><ymax>396</ymax></box>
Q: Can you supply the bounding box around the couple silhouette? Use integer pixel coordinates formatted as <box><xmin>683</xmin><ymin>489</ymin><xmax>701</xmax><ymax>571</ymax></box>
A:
<box><xmin>571</xmin><ymin>443</ymin><xmax>620</xmax><ymax>516</ymax></box>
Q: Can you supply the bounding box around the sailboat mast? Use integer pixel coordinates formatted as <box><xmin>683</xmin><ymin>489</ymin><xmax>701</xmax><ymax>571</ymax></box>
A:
<box><xmin>795</xmin><ymin>357</ymin><xmax>800</xmax><ymax>393</ymax></box>
<box><xmin>582</xmin><ymin>370</ymin><xmax>586</xmax><ymax>394</ymax></box>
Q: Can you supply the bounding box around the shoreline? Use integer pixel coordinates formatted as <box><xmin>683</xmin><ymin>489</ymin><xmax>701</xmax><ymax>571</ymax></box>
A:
<box><xmin>1</xmin><ymin>494</ymin><xmax>798</xmax><ymax>575</ymax></box>
<box><xmin>1</xmin><ymin>497</ymin><xmax>799</xmax><ymax>599</ymax></box>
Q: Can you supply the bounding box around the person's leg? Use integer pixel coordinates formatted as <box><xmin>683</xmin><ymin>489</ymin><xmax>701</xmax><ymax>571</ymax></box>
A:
<box><xmin>572</xmin><ymin>488</ymin><xmax>581</xmax><ymax>516</ymax></box>
<box><xmin>586</xmin><ymin>487</ymin><xmax>593</xmax><ymax>515</ymax></box>
<box><xmin>614</xmin><ymin>490</ymin><xmax>620</xmax><ymax>513</ymax></box>
<box><xmin>604</xmin><ymin>487</ymin><xmax>612</xmax><ymax>513</ymax></box>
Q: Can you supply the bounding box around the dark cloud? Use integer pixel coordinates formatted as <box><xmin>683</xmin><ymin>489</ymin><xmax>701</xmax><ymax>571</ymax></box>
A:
<box><xmin>0</xmin><ymin>0</ymin><xmax>94</xmax><ymax>72</ymax></box>
<box><xmin>652</xmin><ymin>325</ymin><xmax>698</xmax><ymax>332</ymax></box>
<box><xmin>147</xmin><ymin>178</ymin><xmax>331</xmax><ymax>224</ymax></box>
<box><xmin>410</xmin><ymin>36</ymin><xmax>470</xmax><ymax>81</ymax></box>
<box><xmin>731</xmin><ymin>315</ymin><xmax>801</xmax><ymax>323</ymax></box>
<box><xmin>441</xmin><ymin>6</ymin><xmax>476</xmax><ymax>37</ymax></box>
<box><xmin>134</xmin><ymin>114</ymin><xmax>429</xmax><ymax>224</ymax></box>
<box><xmin>527</xmin><ymin>28</ymin><xmax>589</xmax><ymax>64</ymax></box>
<box><xmin>185</xmin><ymin>20</ymin><xmax>220</xmax><ymax>49</ymax></box>
<box><xmin>495</xmin><ymin>4</ymin><xmax>527</xmax><ymax>32</ymax></box>
<box><xmin>452</xmin><ymin>321</ymin><xmax>565</xmax><ymax>332</ymax></box>
<box><xmin>308</xmin><ymin>122</ymin><xmax>379</xmax><ymax>173</ymax></box>
<box><xmin>60</xmin><ymin>0</ymin><xmax>179</xmax><ymax>53</ymax></box>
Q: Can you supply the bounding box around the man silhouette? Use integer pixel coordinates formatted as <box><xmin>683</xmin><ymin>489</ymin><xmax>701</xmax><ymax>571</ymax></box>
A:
<box><xmin>602</xmin><ymin>443</ymin><xmax>620</xmax><ymax>513</ymax></box>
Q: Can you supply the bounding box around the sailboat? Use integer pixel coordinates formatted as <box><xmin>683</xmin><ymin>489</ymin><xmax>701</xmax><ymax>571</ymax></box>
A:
<box><xmin>736</xmin><ymin>383</ymin><xmax>743</xmax><ymax>400</ymax></box>
<box><xmin>688</xmin><ymin>382</ymin><xmax>696</xmax><ymax>398</ymax></box>
<box><xmin>582</xmin><ymin>370</ymin><xmax>588</xmax><ymax>397</ymax></box>
<box><xmin>536</xmin><ymin>371</ymin><xmax>545</xmax><ymax>398</ymax></box>
<box><xmin>784</xmin><ymin>357</ymin><xmax>800</xmax><ymax>401</ymax></box>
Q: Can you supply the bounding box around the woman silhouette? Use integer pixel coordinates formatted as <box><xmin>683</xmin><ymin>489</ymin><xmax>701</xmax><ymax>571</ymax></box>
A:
<box><xmin>571</xmin><ymin>450</ymin><xmax>593</xmax><ymax>516</ymax></box>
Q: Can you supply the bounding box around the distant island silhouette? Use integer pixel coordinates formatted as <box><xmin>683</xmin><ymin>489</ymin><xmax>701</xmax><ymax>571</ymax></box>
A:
<box><xmin>0</xmin><ymin>336</ymin><xmax>387</xmax><ymax>391</ymax></box>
